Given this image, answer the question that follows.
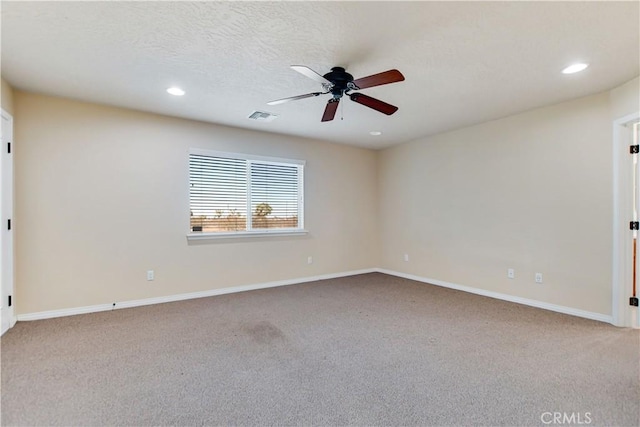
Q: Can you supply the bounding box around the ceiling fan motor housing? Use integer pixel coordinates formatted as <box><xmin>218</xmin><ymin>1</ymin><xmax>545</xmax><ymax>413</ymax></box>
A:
<box><xmin>323</xmin><ymin>67</ymin><xmax>355</xmax><ymax>98</ymax></box>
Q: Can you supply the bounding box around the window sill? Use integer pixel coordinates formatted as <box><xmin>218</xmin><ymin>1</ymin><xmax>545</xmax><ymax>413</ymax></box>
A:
<box><xmin>186</xmin><ymin>229</ymin><xmax>308</xmax><ymax>241</ymax></box>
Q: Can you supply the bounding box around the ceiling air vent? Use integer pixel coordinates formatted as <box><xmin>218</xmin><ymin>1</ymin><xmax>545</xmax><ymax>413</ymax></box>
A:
<box><xmin>248</xmin><ymin>111</ymin><xmax>278</xmax><ymax>122</ymax></box>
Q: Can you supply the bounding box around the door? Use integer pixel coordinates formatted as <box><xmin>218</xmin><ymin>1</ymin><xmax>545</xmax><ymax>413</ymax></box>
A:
<box><xmin>1</xmin><ymin>109</ymin><xmax>14</xmax><ymax>335</ymax></box>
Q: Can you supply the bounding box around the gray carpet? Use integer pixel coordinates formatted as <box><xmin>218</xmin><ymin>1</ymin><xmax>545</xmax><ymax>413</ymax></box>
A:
<box><xmin>1</xmin><ymin>273</ymin><xmax>638</xmax><ymax>426</ymax></box>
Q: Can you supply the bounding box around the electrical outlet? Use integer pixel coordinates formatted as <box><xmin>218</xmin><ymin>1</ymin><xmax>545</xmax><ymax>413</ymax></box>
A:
<box><xmin>404</xmin><ymin>254</ymin><xmax>409</xmax><ymax>262</ymax></box>
<box><xmin>307</xmin><ymin>256</ymin><xmax>313</xmax><ymax>265</ymax></box>
<box><xmin>507</xmin><ymin>268</ymin><xmax>515</xmax><ymax>279</ymax></box>
<box><xmin>147</xmin><ymin>270</ymin><xmax>154</xmax><ymax>281</ymax></box>
<box><xmin>535</xmin><ymin>273</ymin><xmax>543</xmax><ymax>284</ymax></box>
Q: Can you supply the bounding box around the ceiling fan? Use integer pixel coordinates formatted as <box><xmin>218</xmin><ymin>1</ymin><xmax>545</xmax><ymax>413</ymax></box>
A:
<box><xmin>267</xmin><ymin>65</ymin><xmax>405</xmax><ymax>122</ymax></box>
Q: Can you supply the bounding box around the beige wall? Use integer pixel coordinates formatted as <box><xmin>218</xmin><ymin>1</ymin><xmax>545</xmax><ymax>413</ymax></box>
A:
<box><xmin>13</xmin><ymin>74</ymin><xmax>640</xmax><ymax>317</ymax></box>
<box><xmin>14</xmin><ymin>92</ymin><xmax>379</xmax><ymax>314</ymax></box>
<box><xmin>1</xmin><ymin>78</ymin><xmax>14</xmax><ymax>114</ymax></box>
<box><xmin>610</xmin><ymin>76</ymin><xmax>639</xmax><ymax>120</ymax></box>
<box><xmin>379</xmin><ymin>92</ymin><xmax>614</xmax><ymax>315</ymax></box>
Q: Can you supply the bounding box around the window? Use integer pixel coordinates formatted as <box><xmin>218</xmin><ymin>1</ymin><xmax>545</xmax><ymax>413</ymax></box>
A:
<box><xmin>189</xmin><ymin>149</ymin><xmax>305</xmax><ymax>238</ymax></box>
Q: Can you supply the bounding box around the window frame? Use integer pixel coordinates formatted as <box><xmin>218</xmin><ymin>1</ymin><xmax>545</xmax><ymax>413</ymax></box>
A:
<box><xmin>187</xmin><ymin>148</ymin><xmax>307</xmax><ymax>240</ymax></box>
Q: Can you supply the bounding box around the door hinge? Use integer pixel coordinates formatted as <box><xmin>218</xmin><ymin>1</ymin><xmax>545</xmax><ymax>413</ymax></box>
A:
<box><xmin>631</xmin><ymin>145</ymin><xmax>639</xmax><ymax>154</ymax></box>
<box><xmin>6</xmin><ymin>142</ymin><xmax>10</xmax><ymax>154</ymax></box>
<box><xmin>7</xmin><ymin>219</ymin><xmax>11</xmax><ymax>230</ymax></box>
<box><xmin>631</xmin><ymin>297</ymin><xmax>639</xmax><ymax>307</ymax></box>
<box><xmin>631</xmin><ymin>221</ymin><xmax>639</xmax><ymax>230</ymax></box>
<box><xmin>8</xmin><ymin>295</ymin><xmax>11</xmax><ymax>307</ymax></box>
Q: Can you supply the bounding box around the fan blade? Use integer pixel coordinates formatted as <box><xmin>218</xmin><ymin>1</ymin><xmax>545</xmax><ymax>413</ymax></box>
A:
<box><xmin>267</xmin><ymin>92</ymin><xmax>323</xmax><ymax>105</ymax></box>
<box><xmin>321</xmin><ymin>99</ymin><xmax>340</xmax><ymax>122</ymax></box>
<box><xmin>352</xmin><ymin>69</ymin><xmax>405</xmax><ymax>90</ymax></box>
<box><xmin>291</xmin><ymin>65</ymin><xmax>333</xmax><ymax>86</ymax></box>
<box><xmin>349</xmin><ymin>93</ymin><xmax>398</xmax><ymax>115</ymax></box>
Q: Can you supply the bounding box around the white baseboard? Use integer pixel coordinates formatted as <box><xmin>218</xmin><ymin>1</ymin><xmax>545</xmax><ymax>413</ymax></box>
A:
<box><xmin>16</xmin><ymin>268</ymin><xmax>377</xmax><ymax>321</ymax></box>
<box><xmin>15</xmin><ymin>267</ymin><xmax>614</xmax><ymax>325</ymax></box>
<box><xmin>376</xmin><ymin>268</ymin><xmax>613</xmax><ymax>324</ymax></box>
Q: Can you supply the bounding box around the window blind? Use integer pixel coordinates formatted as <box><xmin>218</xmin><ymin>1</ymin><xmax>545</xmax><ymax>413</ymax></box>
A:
<box><xmin>189</xmin><ymin>150</ymin><xmax>304</xmax><ymax>233</ymax></box>
<box><xmin>250</xmin><ymin>162</ymin><xmax>300</xmax><ymax>230</ymax></box>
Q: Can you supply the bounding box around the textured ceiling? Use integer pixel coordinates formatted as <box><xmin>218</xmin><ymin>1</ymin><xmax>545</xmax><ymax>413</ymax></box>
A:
<box><xmin>1</xmin><ymin>1</ymin><xmax>639</xmax><ymax>149</ymax></box>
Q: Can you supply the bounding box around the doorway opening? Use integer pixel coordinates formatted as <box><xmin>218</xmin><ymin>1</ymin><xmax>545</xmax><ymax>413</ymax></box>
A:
<box><xmin>613</xmin><ymin>112</ymin><xmax>640</xmax><ymax>328</ymax></box>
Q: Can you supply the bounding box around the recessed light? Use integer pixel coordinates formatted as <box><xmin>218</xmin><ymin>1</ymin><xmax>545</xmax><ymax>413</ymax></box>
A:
<box><xmin>167</xmin><ymin>87</ymin><xmax>185</xmax><ymax>96</ymax></box>
<box><xmin>369</xmin><ymin>131</ymin><xmax>382</xmax><ymax>136</ymax></box>
<box><xmin>562</xmin><ymin>63</ymin><xmax>589</xmax><ymax>74</ymax></box>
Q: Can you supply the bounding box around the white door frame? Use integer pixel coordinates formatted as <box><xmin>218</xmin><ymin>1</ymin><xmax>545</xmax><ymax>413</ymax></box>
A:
<box><xmin>612</xmin><ymin>111</ymin><xmax>640</xmax><ymax>328</ymax></box>
<box><xmin>1</xmin><ymin>108</ymin><xmax>15</xmax><ymax>335</ymax></box>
